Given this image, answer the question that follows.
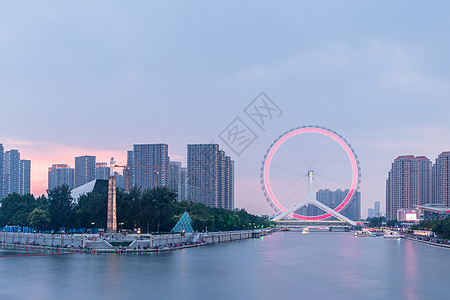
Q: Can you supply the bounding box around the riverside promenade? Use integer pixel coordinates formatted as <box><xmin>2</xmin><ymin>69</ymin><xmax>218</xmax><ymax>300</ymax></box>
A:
<box><xmin>402</xmin><ymin>233</ymin><xmax>450</xmax><ymax>249</ymax></box>
<box><xmin>0</xmin><ymin>229</ymin><xmax>272</xmax><ymax>254</ymax></box>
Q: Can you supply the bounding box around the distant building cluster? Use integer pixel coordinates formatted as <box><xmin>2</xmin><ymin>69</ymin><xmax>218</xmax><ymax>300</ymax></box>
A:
<box><xmin>48</xmin><ymin>143</ymin><xmax>234</xmax><ymax>210</ymax></box>
<box><xmin>48</xmin><ymin>155</ymin><xmax>125</xmax><ymax>191</ymax></box>
<box><xmin>386</xmin><ymin>153</ymin><xmax>450</xmax><ymax>220</ymax></box>
<box><xmin>367</xmin><ymin>201</ymin><xmax>381</xmax><ymax>218</ymax></box>
<box><xmin>0</xmin><ymin>143</ymin><xmax>31</xmax><ymax>199</ymax></box>
<box><xmin>168</xmin><ymin>161</ymin><xmax>185</xmax><ymax>202</ymax></box>
<box><xmin>297</xmin><ymin>189</ymin><xmax>361</xmax><ymax>221</ymax></box>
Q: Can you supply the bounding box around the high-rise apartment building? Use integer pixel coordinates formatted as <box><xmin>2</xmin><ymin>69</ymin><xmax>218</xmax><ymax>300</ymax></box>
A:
<box><xmin>3</xmin><ymin>149</ymin><xmax>20</xmax><ymax>198</ymax></box>
<box><xmin>180</xmin><ymin>167</ymin><xmax>187</xmax><ymax>202</ymax></box>
<box><xmin>374</xmin><ymin>201</ymin><xmax>381</xmax><ymax>217</ymax></box>
<box><xmin>0</xmin><ymin>144</ymin><xmax>3</xmax><ymax>198</ymax></box>
<box><xmin>432</xmin><ymin>152</ymin><xmax>450</xmax><ymax>207</ymax></box>
<box><xmin>431</xmin><ymin>163</ymin><xmax>437</xmax><ymax>205</ymax></box>
<box><xmin>169</xmin><ymin>161</ymin><xmax>182</xmax><ymax>201</ymax></box>
<box><xmin>218</xmin><ymin>150</ymin><xmax>226</xmax><ymax>209</ymax></box>
<box><xmin>301</xmin><ymin>189</ymin><xmax>335</xmax><ymax>216</ymax></box>
<box><xmin>75</xmin><ymin>155</ymin><xmax>96</xmax><ymax>188</ymax></box>
<box><xmin>342</xmin><ymin>190</ymin><xmax>361</xmax><ymax>221</ymax></box>
<box><xmin>417</xmin><ymin>156</ymin><xmax>432</xmax><ymax>206</ymax></box>
<box><xmin>126</xmin><ymin>150</ymin><xmax>134</xmax><ymax>189</ymax></box>
<box><xmin>115</xmin><ymin>172</ymin><xmax>126</xmax><ymax>190</ymax></box>
<box><xmin>128</xmin><ymin>144</ymin><xmax>169</xmax><ymax>190</ymax></box>
<box><xmin>386</xmin><ymin>155</ymin><xmax>431</xmax><ymax>220</ymax></box>
<box><xmin>1</xmin><ymin>148</ymin><xmax>31</xmax><ymax>198</ymax></box>
<box><xmin>95</xmin><ymin>162</ymin><xmax>110</xmax><ymax>180</ymax></box>
<box><xmin>19</xmin><ymin>159</ymin><xmax>31</xmax><ymax>195</ymax></box>
<box><xmin>187</xmin><ymin>144</ymin><xmax>219</xmax><ymax>207</ymax></box>
<box><xmin>223</xmin><ymin>156</ymin><xmax>234</xmax><ymax>210</ymax></box>
<box><xmin>187</xmin><ymin>144</ymin><xmax>234</xmax><ymax>209</ymax></box>
<box><xmin>48</xmin><ymin>164</ymin><xmax>75</xmax><ymax>190</ymax></box>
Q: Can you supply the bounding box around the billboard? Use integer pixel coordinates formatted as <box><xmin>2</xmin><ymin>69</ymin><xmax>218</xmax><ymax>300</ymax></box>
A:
<box><xmin>397</xmin><ymin>209</ymin><xmax>419</xmax><ymax>222</ymax></box>
<box><xmin>405</xmin><ymin>213</ymin><xmax>417</xmax><ymax>221</ymax></box>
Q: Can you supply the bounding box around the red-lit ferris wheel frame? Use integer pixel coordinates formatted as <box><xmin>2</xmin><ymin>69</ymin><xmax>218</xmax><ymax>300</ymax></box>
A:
<box><xmin>261</xmin><ymin>126</ymin><xmax>361</xmax><ymax>220</ymax></box>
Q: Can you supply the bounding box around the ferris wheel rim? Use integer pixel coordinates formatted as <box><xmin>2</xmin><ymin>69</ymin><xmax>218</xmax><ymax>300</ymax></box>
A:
<box><xmin>260</xmin><ymin>125</ymin><xmax>361</xmax><ymax>220</ymax></box>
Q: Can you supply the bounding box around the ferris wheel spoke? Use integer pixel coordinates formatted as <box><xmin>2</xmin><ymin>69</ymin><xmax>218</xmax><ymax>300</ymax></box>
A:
<box><xmin>291</xmin><ymin>142</ymin><xmax>311</xmax><ymax>171</ymax></box>
<box><xmin>272</xmin><ymin>175</ymin><xmax>307</xmax><ymax>196</ymax></box>
<box><xmin>283</xmin><ymin>177</ymin><xmax>308</xmax><ymax>207</ymax></box>
<box><xmin>313</xmin><ymin>178</ymin><xmax>330</xmax><ymax>191</ymax></box>
<box><xmin>271</xmin><ymin>164</ymin><xmax>306</xmax><ymax>176</ymax></box>
<box><xmin>315</xmin><ymin>172</ymin><xmax>349</xmax><ymax>185</ymax></box>
<box><xmin>308</xmin><ymin>135</ymin><xmax>320</xmax><ymax>170</ymax></box>
<box><xmin>315</xmin><ymin>171</ymin><xmax>350</xmax><ymax>185</ymax></box>
<box><xmin>314</xmin><ymin>154</ymin><xmax>347</xmax><ymax>175</ymax></box>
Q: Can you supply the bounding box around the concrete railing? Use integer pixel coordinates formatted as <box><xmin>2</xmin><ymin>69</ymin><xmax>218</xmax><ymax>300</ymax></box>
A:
<box><xmin>0</xmin><ymin>229</ymin><xmax>273</xmax><ymax>252</ymax></box>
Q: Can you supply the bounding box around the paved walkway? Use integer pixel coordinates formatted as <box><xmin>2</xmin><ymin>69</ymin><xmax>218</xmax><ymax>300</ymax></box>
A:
<box><xmin>402</xmin><ymin>233</ymin><xmax>450</xmax><ymax>249</ymax></box>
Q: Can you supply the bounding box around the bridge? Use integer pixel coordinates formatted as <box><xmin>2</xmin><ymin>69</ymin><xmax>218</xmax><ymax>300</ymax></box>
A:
<box><xmin>271</xmin><ymin>171</ymin><xmax>357</xmax><ymax>227</ymax></box>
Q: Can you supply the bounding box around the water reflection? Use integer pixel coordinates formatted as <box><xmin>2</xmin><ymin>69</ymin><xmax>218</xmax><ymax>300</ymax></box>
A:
<box><xmin>403</xmin><ymin>240</ymin><xmax>419</xmax><ymax>300</ymax></box>
<box><xmin>0</xmin><ymin>233</ymin><xmax>449</xmax><ymax>299</ymax></box>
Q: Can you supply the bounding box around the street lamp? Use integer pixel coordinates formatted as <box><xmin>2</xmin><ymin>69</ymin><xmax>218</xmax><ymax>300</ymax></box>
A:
<box><xmin>91</xmin><ymin>222</ymin><xmax>95</xmax><ymax>235</ymax></box>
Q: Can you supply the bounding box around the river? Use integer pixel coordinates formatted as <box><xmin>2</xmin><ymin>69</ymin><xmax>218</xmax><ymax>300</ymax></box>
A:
<box><xmin>1</xmin><ymin>231</ymin><xmax>449</xmax><ymax>299</ymax></box>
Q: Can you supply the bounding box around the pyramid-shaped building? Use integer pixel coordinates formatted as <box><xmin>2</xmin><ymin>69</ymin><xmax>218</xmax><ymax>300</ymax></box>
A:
<box><xmin>171</xmin><ymin>211</ymin><xmax>194</xmax><ymax>233</ymax></box>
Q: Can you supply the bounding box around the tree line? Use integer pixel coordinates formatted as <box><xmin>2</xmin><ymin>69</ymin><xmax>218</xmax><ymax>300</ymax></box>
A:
<box><xmin>0</xmin><ymin>185</ymin><xmax>272</xmax><ymax>232</ymax></box>
<box><xmin>411</xmin><ymin>219</ymin><xmax>450</xmax><ymax>239</ymax></box>
<box><xmin>366</xmin><ymin>216</ymin><xmax>399</xmax><ymax>228</ymax></box>
<box><xmin>365</xmin><ymin>216</ymin><xmax>450</xmax><ymax>239</ymax></box>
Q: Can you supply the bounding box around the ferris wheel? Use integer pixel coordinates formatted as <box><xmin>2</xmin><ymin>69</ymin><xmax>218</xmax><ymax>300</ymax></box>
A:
<box><xmin>260</xmin><ymin>126</ymin><xmax>361</xmax><ymax>223</ymax></box>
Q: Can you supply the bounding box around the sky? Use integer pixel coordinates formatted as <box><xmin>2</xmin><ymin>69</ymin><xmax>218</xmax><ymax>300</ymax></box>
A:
<box><xmin>1</xmin><ymin>1</ymin><xmax>450</xmax><ymax>218</ymax></box>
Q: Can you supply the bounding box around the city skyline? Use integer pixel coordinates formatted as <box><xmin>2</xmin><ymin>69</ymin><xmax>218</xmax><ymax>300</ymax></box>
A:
<box><xmin>2</xmin><ymin>139</ymin><xmax>450</xmax><ymax>218</ymax></box>
<box><xmin>2</xmin><ymin>2</ymin><xmax>450</xmax><ymax>217</ymax></box>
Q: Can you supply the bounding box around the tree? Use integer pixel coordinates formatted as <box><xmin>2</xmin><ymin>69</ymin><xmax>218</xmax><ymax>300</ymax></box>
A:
<box><xmin>28</xmin><ymin>208</ymin><xmax>50</xmax><ymax>231</ymax></box>
<box><xmin>412</xmin><ymin>219</ymin><xmax>450</xmax><ymax>239</ymax></box>
<box><xmin>75</xmin><ymin>188</ymin><xmax>108</xmax><ymax>228</ymax></box>
<box><xmin>368</xmin><ymin>216</ymin><xmax>385</xmax><ymax>228</ymax></box>
<box><xmin>48</xmin><ymin>185</ymin><xmax>75</xmax><ymax>230</ymax></box>
<box><xmin>36</xmin><ymin>195</ymin><xmax>49</xmax><ymax>210</ymax></box>
<box><xmin>139</xmin><ymin>187</ymin><xmax>177</xmax><ymax>232</ymax></box>
<box><xmin>442</xmin><ymin>219</ymin><xmax>450</xmax><ymax>239</ymax></box>
<box><xmin>386</xmin><ymin>219</ymin><xmax>399</xmax><ymax>228</ymax></box>
<box><xmin>0</xmin><ymin>193</ymin><xmax>37</xmax><ymax>227</ymax></box>
<box><xmin>171</xmin><ymin>201</ymin><xmax>272</xmax><ymax>232</ymax></box>
<box><xmin>117</xmin><ymin>187</ymin><xmax>141</xmax><ymax>230</ymax></box>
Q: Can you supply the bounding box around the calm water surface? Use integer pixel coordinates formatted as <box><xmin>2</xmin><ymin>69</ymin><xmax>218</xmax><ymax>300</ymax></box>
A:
<box><xmin>1</xmin><ymin>232</ymin><xmax>449</xmax><ymax>300</ymax></box>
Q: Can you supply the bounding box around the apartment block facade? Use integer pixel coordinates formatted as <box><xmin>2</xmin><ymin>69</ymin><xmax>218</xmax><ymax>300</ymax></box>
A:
<box><xmin>48</xmin><ymin>164</ymin><xmax>75</xmax><ymax>190</ymax></box>
<box><xmin>75</xmin><ymin>155</ymin><xmax>96</xmax><ymax>188</ymax></box>
<box><xmin>187</xmin><ymin>144</ymin><xmax>234</xmax><ymax>210</ymax></box>
<box><xmin>386</xmin><ymin>155</ymin><xmax>431</xmax><ymax>220</ymax></box>
<box><xmin>127</xmin><ymin>144</ymin><xmax>169</xmax><ymax>190</ymax></box>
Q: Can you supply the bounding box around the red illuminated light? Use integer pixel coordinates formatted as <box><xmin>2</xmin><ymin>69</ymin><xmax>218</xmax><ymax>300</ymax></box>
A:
<box><xmin>263</xmin><ymin>127</ymin><xmax>359</xmax><ymax>221</ymax></box>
